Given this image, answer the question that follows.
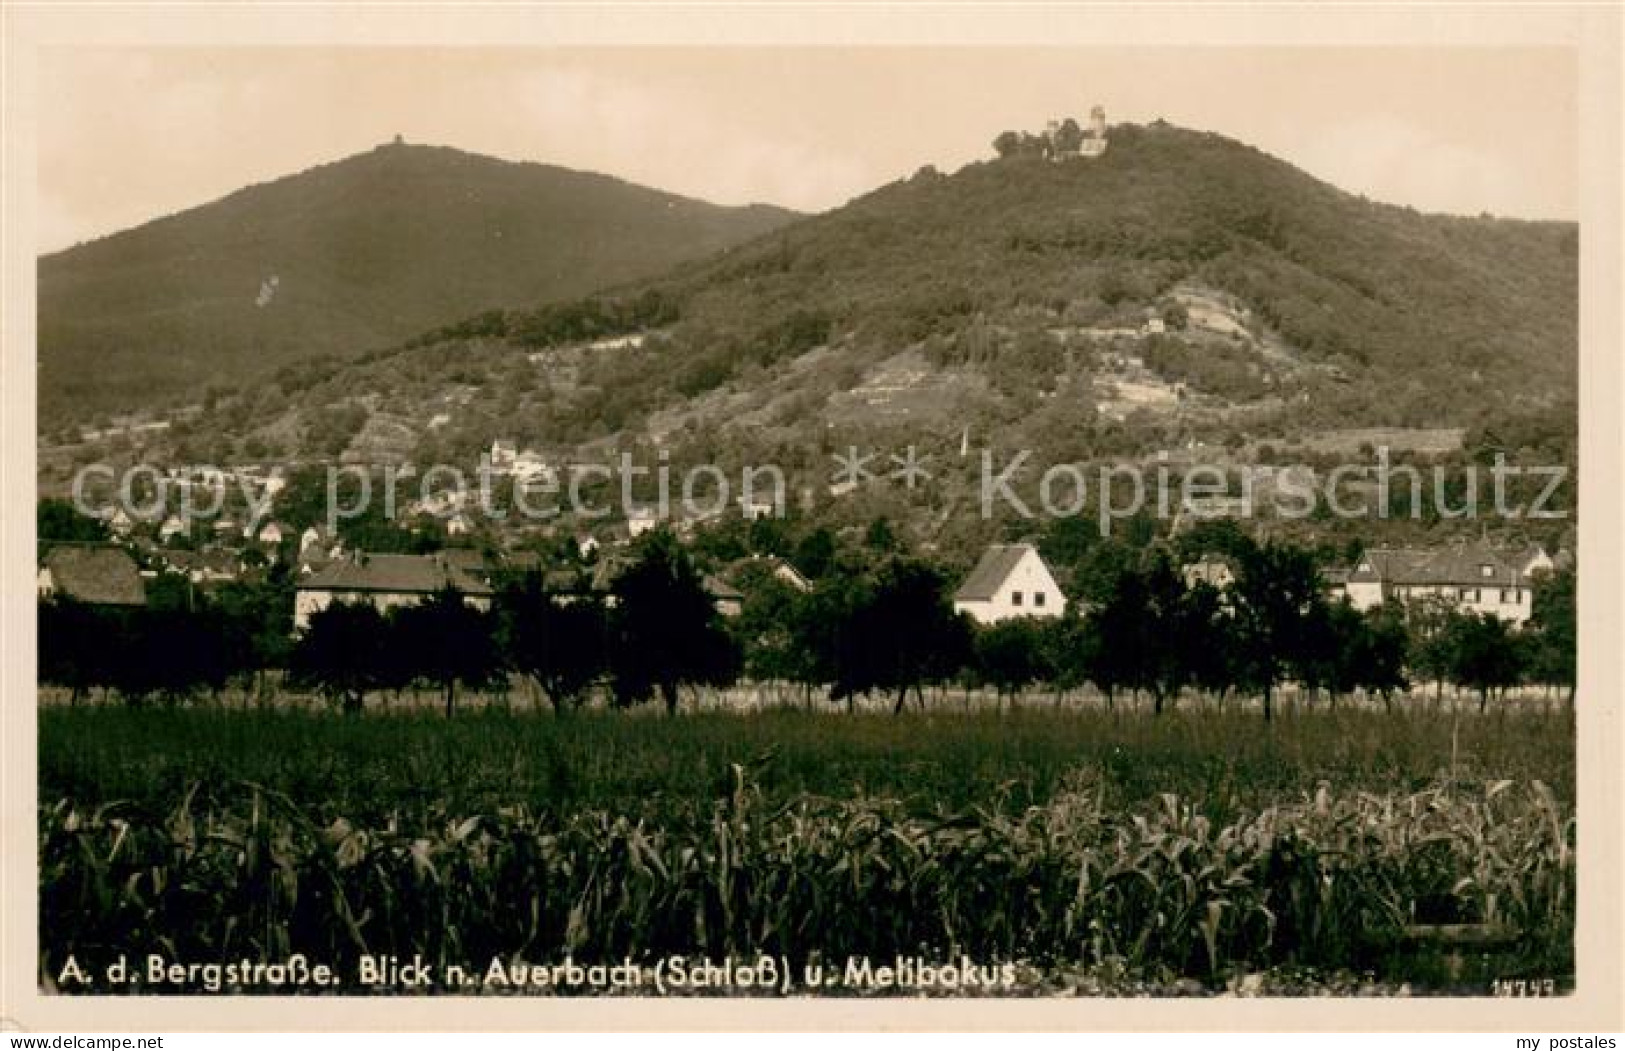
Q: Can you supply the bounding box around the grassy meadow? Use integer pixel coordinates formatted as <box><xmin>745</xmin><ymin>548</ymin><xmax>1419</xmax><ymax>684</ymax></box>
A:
<box><xmin>39</xmin><ymin>699</ymin><xmax>1575</xmax><ymax>995</ymax></box>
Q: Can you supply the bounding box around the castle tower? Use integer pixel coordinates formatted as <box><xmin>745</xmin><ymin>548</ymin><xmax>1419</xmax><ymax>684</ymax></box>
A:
<box><xmin>1089</xmin><ymin>105</ymin><xmax>1106</xmax><ymax>138</ymax></box>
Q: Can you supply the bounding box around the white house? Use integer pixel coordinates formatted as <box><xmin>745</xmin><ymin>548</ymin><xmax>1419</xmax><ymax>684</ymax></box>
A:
<box><xmin>953</xmin><ymin>543</ymin><xmax>1067</xmax><ymax>625</ymax></box>
<box><xmin>489</xmin><ymin>439</ymin><xmax>518</xmax><ymax>473</ymax></box>
<box><xmin>250</xmin><ymin>520</ymin><xmax>291</xmax><ymax>545</ymax></box>
<box><xmin>627</xmin><ymin>508</ymin><xmax>661</xmax><ymax>538</ymax></box>
<box><xmin>1343</xmin><ymin>542</ymin><xmax>1537</xmax><ymax>625</ymax></box>
<box><xmin>158</xmin><ymin>515</ymin><xmax>189</xmax><ymax>542</ymax></box>
<box><xmin>1181</xmin><ymin>552</ymin><xmax>1235</xmax><ymax>590</ymax></box>
<box><xmin>739</xmin><ymin>497</ymin><xmax>776</xmax><ymax>521</ymax></box>
<box><xmin>512</xmin><ymin>449</ymin><xmax>555</xmax><ymax>489</ymax></box>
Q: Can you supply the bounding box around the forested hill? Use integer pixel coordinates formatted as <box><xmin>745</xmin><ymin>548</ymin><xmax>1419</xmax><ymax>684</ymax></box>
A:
<box><xmin>356</xmin><ymin>119</ymin><xmax>1576</xmax><ymax>448</ymax></box>
<box><xmin>44</xmin><ymin>120</ymin><xmax>1578</xmax><ymax>545</ymax></box>
<box><xmin>623</xmin><ymin>119</ymin><xmax>1577</xmax><ymax>419</ymax></box>
<box><xmin>37</xmin><ymin>141</ymin><xmax>798</xmax><ymax>423</ymax></box>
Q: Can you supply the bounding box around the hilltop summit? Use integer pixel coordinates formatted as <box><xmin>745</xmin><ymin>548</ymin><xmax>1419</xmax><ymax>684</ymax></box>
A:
<box><xmin>37</xmin><ymin>143</ymin><xmax>799</xmax><ymax>422</ymax></box>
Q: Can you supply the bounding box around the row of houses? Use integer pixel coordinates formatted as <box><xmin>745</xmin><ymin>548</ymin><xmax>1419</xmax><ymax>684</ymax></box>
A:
<box><xmin>39</xmin><ymin>532</ymin><xmax>1563</xmax><ymax>636</ymax></box>
<box><xmin>100</xmin><ymin>507</ymin><xmax>335</xmax><ymax>553</ymax></box>
<box><xmin>950</xmin><ymin>540</ymin><xmax>1562</xmax><ymax>627</ymax></box>
<box><xmin>290</xmin><ymin>549</ymin><xmax>796</xmax><ymax>629</ymax></box>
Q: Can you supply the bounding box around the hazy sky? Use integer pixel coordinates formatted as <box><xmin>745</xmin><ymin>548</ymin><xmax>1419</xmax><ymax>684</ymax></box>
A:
<box><xmin>36</xmin><ymin>47</ymin><xmax>1577</xmax><ymax>253</ymax></box>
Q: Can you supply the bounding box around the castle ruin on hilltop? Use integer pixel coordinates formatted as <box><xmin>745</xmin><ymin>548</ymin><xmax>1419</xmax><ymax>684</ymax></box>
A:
<box><xmin>997</xmin><ymin>105</ymin><xmax>1108</xmax><ymax>161</ymax></box>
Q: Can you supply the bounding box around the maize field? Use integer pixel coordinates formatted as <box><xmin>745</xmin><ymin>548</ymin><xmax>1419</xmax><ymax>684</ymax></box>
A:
<box><xmin>39</xmin><ymin>704</ymin><xmax>1575</xmax><ymax>995</ymax></box>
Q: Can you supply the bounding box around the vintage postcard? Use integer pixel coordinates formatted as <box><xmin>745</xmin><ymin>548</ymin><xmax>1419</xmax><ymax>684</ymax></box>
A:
<box><xmin>2</xmin><ymin>2</ymin><xmax>1621</xmax><ymax>1035</ymax></box>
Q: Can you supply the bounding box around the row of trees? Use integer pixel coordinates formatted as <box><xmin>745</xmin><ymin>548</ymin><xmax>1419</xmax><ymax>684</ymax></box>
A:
<box><xmin>738</xmin><ymin>539</ymin><xmax>1572</xmax><ymax>718</ymax></box>
<box><xmin>38</xmin><ymin>535</ymin><xmax>741</xmax><ymax>718</ymax></box>
<box><xmin>39</xmin><ymin>528</ymin><xmax>1576</xmax><ymax>718</ymax></box>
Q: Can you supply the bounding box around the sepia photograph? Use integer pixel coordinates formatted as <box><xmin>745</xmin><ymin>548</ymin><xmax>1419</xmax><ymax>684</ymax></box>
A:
<box><xmin>2</xmin><ymin>2</ymin><xmax>1622</xmax><ymax>1038</ymax></box>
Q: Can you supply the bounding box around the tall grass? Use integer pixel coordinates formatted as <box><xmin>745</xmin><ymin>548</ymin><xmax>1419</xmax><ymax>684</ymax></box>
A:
<box><xmin>40</xmin><ymin>704</ymin><xmax>1574</xmax><ymax>823</ymax></box>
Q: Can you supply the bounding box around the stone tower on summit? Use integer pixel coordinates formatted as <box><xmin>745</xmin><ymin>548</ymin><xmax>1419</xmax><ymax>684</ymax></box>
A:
<box><xmin>1079</xmin><ymin>105</ymin><xmax>1109</xmax><ymax>157</ymax></box>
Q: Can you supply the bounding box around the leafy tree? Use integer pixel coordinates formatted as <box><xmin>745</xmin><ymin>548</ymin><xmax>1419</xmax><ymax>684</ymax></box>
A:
<box><xmin>1069</xmin><ymin>537</ymin><xmax>1144</xmax><ymax>608</ymax></box>
<box><xmin>829</xmin><ymin>559</ymin><xmax>971</xmax><ymax>714</ymax></box>
<box><xmin>730</xmin><ymin>564</ymin><xmax>810</xmax><ymax>688</ymax></box>
<box><xmin>145</xmin><ymin>572</ymin><xmax>198</xmax><ymax>612</ymax></box>
<box><xmin>793</xmin><ymin>527</ymin><xmax>838</xmax><ymax>580</ymax></box>
<box><xmin>210</xmin><ymin>579</ymin><xmax>295</xmax><ymax>699</ymax></box>
<box><xmin>38</xmin><ymin>597</ymin><xmax>112</xmax><ymax>703</ymax></box>
<box><xmin>972</xmin><ymin>618</ymin><xmax>1048</xmax><ymax>707</ymax></box>
<box><xmin>393</xmin><ymin>588</ymin><xmax>506</xmax><ymax>718</ymax></box>
<box><xmin>1440</xmin><ymin>610</ymin><xmax>1524</xmax><ymax>712</ymax></box>
<box><xmin>864</xmin><ymin>517</ymin><xmax>900</xmax><ymax>553</ymax></box>
<box><xmin>1040</xmin><ymin>612</ymin><xmax>1095</xmax><ymax>704</ymax></box>
<box><xmin>1080</xmin><ymin>567</ymin><xmax>1148</xmax><ymax>709</ymax></box>
<box><xmin>1181</xmin><ymin>581</ymin><xmax>1239</xmax><ymax>703</ymax></box>
<box><xmin>1298</xmin><ymin>599</ymin><xmax>1407</xmax><ymax>709</ymax></box>
<box><xmin>288</xmin><ymin>601</ymin><xmax>392</xmax><ymax>713</ymax></box>
<box><xmin>496</xmin><ymin>574</ymin><xmax>607</xmax><ymax>714</ymax></box>
<box><xmin>1052</xmin><ymin>118</ymin><xmax>1084</xmax><ymax>155</ymax></box>
<box><xmin>1230</xmin><ymin>541</ymin><xmax>1327</xmax><ymax>722</ymax></box>
<box><xmin>1405</xmin><ymin>594</ymin><xmax>1458</xmax><ymax>700</ymax></box>
<box><xmin>1172</xmin><ymin>519</ymin><xmax>1256</xmax><ymax>565</ymax></box>
<box><xmin>1358</xmin><ymin>602</ymin><xmax>1412</xmax><ymax>709</ymax></box>
<box><xmin>1037</xmin><ymin>516</ymin><xmax>1100</xmax><ymax>577</ymax></box>
<box><xmin>746</xmin><ymin>515</ymin><xmax>790</xmax><ymax>557</ymax></box>
<box><xmin>610</xmin><ymin>531</ymin><xmax>740</xmax><ymax>714</ymax></box>
<box><xmin>1528</xmin><ymin>565</ymin><xmax>1576</xmax><ymax>701</ymax></box>
<box><xmin>1138</xmin><ymin>555</ymin><xmax>1203</xmax><ymax>714</ymax></box>
<box><xmin>92</xmin><ymin>604</ymin><xmax>235</xmax><ymax>707</ymax></box>
<box><xmin>992</xmin><ymin>130</ymin><xmax>1022</xmax><ymax>159</ymax></box>
<box><xmin>38</xmin><ymin>499</ymin><xmax>108</xmax><ymax>543</ymax></box>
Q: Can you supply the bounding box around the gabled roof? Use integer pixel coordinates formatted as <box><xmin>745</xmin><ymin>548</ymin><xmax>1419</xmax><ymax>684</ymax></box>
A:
<box><xmin>439</xmin><ymin>547</ymin><xmax>489</xmax><ymax>576</ymax></box>
<box><xmin>1181</xmin><ymin>552</ymin><xmax>1236</xmax><ymax>587</ymax></box>
<box><xmin>724</xmin><ymin>555</ymin><xmax>812</xmax><ymax>593</ymax></box>
<box><xmin>39</xmin><ymin>544</ymin><xmax>146</xmax><ymax>606</ymax></box>
<box><xmin>295</xmin><ymin>552</ymin><xmax>494</xmax><ymax>596</ymax></box>
<box><xmin>541</xmin><ymin>568</ymin><xmax>599</xmax><ymax>594</ymax></box>
<box><xmin>954</xmin><ymin>543</ymin><xmax>1040</xmax><ymax>603</ymax></box>
<box><xmin>759</xmin><ymin>555</ymin><xmax>810</xmax><ymax>590</ymax></box>
<box><xmin>161</xmin><ymin>549</ymin><xmax>241</xmax><ymax>576</ymax></box>
<box><xmin>703</xmin><ymin>574</ymin><xmax>744</xmax><ymax>602</ymax></box>
<box><xmin>1351</xmin><ymin>542</ymin><xmax>1527</xmax><ymax>588</ymax></box>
